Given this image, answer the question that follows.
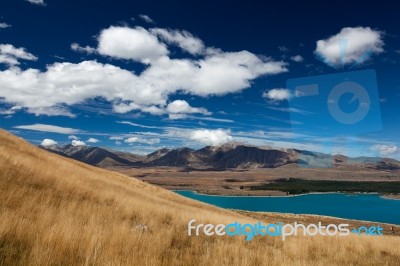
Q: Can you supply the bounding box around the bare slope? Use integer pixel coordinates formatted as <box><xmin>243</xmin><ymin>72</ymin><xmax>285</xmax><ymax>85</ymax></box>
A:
<box><xmin>1</xmin><ymin>129</ymin><xmax>400</xmax><ymax>265</ymax></box>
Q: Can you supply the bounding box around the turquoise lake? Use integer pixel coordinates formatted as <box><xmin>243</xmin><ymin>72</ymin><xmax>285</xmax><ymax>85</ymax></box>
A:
<box><xmin>174</xmin><ymin>190</ymin><xmax>400</xmax><ymax>225</ymax></box>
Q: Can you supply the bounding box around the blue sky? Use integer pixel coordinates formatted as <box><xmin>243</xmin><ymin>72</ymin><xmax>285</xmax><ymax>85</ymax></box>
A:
<box><xmin>0</xmin><ymin>0</ymin><xmax>399</xmax><ymax>158</ymax></box>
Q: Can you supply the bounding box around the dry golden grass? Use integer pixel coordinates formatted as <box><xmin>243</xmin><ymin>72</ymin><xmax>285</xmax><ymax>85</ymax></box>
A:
<box><xmin>0</xmin><ymin>129</ymin><xmax>399</xmax><ymax>266</ymax></box>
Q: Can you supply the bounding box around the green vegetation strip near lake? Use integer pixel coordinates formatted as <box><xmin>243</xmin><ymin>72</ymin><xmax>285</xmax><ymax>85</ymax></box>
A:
<box><xmin>249</xmin><ymin>178</ymin><xmax>400</xmax><ymax>195</ymax></box>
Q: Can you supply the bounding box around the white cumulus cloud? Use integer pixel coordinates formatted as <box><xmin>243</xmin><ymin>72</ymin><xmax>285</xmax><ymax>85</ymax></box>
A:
<box><xmin>0</xmin><ymin>44</ymin><xmax>38</xmax><ymax>66</ymax></box>
<box><xmin>71</xmin><ymin>43</ymin><xmax>96</xmax><ymax>54</ymax></box>
<box><xmin>315</xmin><ymin>27</ymin><xmax>384</xmax><ymax>67</ymax></box>
<box><xmin>167</xmin><ymin>100</ymin><xmax>210</xmax><ymax>119</ymax></box>
<box><xmin>87</xmin><ymin>138</ymin><xmax>100</xmax><ymax>143</ymax></box>
<box><xmin>190</xmin><ymin>51</ymin><xmax>287</xmax><ymax>96</ymax></box>
<box><xmin>0</xmin><ymin>105</ymin><xmax>22</xmax><ymax>115</ymax></box>
<box><xmin>109</xmin><ymin>136</ymin><xmax>124</xmax><ymax>140</ymax></box>
<box><xmin>0</xmin><ymin>26</ymin><xmax>287</xmax><ymax>118</ymax></box>
<box><xmin>97</xmin><ymin>26</ymin><xmax>168</xmax><ymax>64</ymax></box>
<box><xmin>190</xmin><ymin>129</ymin><xmax>233</xmax><ymax>146</ymax></box>
<box><xmin>72</xmin><ymin>140</ymin><xmax>86</xmax><ymax>146</ymax></box>
<box><xmin>40</xmin><ymin>139</ymin><xmax>57</xmax><ymax>146</ymax></box>
<box><xmin>370</xmin><ymin>144</ymin><xmax>399</xmax><ymax>156</ymax></box>
<box><xmin>290</xmin><ymin>55</ymin><xmax>304</xmax><ymax>62</ymax></box>
<box><xmin>151</xmin><ymin>28</ymin><xmax>205</xmax><ymax>55</ymax></box>
<box><xmin>0</xmin><ymin>23</ymin><xmax>11</xmax><ymax>29</ymax></box>
<box><xmin>263</xmin><ymin>88</ymin><xmax>293</xmax><ymax>101</ymax></box>
<box><xmin>124</xmin><ymin>137</ymin><xmax>160</xmax><ymax>145</ymax></box>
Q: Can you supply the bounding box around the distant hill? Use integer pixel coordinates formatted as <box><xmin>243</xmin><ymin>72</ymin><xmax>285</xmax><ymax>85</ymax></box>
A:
<box><xmin>41</xmin><ymin>144</ymin><xmax>143</xmax><ymax>166</ymax></box>
<box><xmin>40</xmin><ymin>142</ymin><xmax>400</xmax><ymax>170</ymax></box>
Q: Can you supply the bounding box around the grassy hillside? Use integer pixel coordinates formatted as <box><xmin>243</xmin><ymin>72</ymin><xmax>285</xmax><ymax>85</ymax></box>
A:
<box><xmin>0</xmin><ymin>129</ymin><xmax>399</xmax><ymax>265</ymax></box>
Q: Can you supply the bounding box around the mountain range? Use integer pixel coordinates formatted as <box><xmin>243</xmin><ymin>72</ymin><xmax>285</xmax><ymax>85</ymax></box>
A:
<box><xmin>39</xmin><ymin>143</ymin><xmax>400</xmax><ymax>171</ymax></box>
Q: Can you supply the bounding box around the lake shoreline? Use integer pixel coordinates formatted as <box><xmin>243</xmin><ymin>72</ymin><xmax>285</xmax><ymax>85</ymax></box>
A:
<box><xmin>173</xmin><ymin>189</ymin><xmax>400</xmax><ymax>199</ymax></box>
<box><xmin>234</xmin><ymin>210</ymin><xmax>400</xmax><ymax>234</ymax></box>
<box><xmin>381</xmin><ymin>194</ymin><xmax>400</xmax><ymax>200</ymax></box>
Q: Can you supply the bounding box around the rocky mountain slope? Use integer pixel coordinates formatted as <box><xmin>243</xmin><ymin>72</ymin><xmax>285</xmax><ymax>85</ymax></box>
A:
<box><xmin>40</xmin><ymin>142</ymin><xmax>400</xmax><ymax>170</ymax></box>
